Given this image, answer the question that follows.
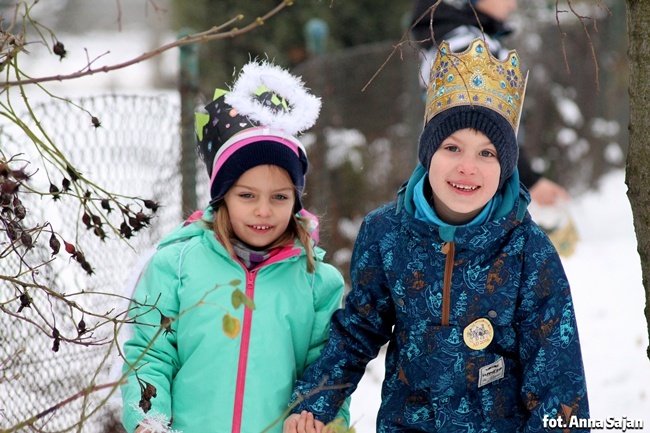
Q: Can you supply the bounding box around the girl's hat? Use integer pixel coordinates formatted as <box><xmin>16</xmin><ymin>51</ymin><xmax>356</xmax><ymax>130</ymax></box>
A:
<box><xmin>195</xmin><ymin>61</ymin><xmax>321</xmax><ymax>210</ymax></box>
<box><xmin>418</xmin><ymin>38</ymin><xmax>527</xmax><ymax>189</ymax></box>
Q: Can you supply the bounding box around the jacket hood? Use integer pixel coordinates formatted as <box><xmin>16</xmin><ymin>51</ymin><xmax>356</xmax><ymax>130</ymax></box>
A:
<box><xmin>411</xmin><ymin>1</ymin><xmax>512</xmax><ymax>50</ymax></box>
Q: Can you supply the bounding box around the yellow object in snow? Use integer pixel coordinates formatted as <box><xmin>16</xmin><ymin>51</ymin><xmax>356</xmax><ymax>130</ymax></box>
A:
<box><xmin>546</xmin><ymin>216</ymin><xmax>580</xmax><ymax>258</ymax></box>
<box><xmin>527</xmin><ymin>201</ymin><xmax>579</xmax><ymax>258</ymax></box>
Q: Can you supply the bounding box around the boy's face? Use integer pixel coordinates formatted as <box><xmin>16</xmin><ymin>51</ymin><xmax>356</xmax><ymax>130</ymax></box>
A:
<box><xmin>475</xmin><ymin>0</ymin><xmax>518</xmax><ymax>23</ymax></box>
<box><xmin>428</xmin><ymin>128</ymin><xmax>501</xmax><ymax>225</ymax></box>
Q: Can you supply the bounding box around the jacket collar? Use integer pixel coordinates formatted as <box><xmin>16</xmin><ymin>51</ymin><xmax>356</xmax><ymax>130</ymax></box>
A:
<box><xmin>397</xmin><ymin>164</ymin><xmax>530</xmax><ymax>247</ymax></box>
<box><xmin>156</xmin><ymin>204</ymin><xmax>326</xmax><ymax>262</ymax></box>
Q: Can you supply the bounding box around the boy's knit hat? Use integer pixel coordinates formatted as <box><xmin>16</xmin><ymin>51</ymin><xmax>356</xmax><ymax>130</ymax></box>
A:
<box><xmin>195</xmin><ymin>61</ymin><xmax>321</xmax><ymax>210</ymax></box>
<box><xmin>418</xmin><ymin>38</ymin><xmax>527</xmax><ymax>189</ymax></box>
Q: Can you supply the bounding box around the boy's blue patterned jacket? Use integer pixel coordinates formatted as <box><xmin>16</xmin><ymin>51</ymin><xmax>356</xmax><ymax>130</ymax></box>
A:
<box><xmin>291</xmin><ymin>168</ymin><xmax>590</xmax><ymax>432</ymax></box>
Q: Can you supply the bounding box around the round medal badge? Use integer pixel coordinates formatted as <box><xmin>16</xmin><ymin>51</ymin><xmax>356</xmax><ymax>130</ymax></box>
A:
<box><xmin>463</xmin><ymin>318</ymin><xmax>494</xmax><ymax>350</ymax></box>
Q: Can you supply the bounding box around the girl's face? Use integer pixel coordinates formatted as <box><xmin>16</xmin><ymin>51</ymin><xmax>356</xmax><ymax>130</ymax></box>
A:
<box><xmin>224</xmin><ymin>164</ymin><xmax>296</xmax><ymax>248</ymax></box>
<box><xmin>428</xmin><ymin>128</ymin><xmax>501</xmax><ymax>225</ymax></box>
<box><xmin>475</xmin><ymin>0</ymin><xmax>518</xmax><ymax>22</ymax></box>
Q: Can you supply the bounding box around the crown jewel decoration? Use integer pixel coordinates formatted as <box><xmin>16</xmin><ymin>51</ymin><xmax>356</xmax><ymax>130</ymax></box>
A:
<box><xmin>425</xmin><ymin>38</ymin><xmax>527</xmax><ymax>134</ymax></box>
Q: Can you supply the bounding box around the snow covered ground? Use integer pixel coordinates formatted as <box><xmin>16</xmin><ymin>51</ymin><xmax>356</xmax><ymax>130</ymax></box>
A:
<box><xmin>349</xmin><ymin>169</ymin><xmax>650</xmax><ymax>431</ymax></box>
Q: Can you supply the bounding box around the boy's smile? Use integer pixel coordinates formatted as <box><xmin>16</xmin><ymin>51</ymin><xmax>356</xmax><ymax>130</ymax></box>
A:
<box><xmin>428</xmin><ymin>128</ymin><xmax>501</xmax><ymax>225</ymax></box>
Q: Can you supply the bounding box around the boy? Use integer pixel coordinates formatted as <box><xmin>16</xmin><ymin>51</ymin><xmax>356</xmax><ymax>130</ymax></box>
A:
<box><xmin>411</xmin><ymin>0</ymin><xmax>570</xmax><ymax>206</ymax></box>
<box><xmin>284</xmin><ymin>38</ymin><xmax>589</xmax><ymax>433</ymax></box>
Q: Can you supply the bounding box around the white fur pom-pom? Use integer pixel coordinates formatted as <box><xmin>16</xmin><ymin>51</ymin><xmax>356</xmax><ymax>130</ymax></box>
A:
<box><xmin>224</xmin><ymin>61</ymin><xmax>321</xmax><ymax>136</ymax></box>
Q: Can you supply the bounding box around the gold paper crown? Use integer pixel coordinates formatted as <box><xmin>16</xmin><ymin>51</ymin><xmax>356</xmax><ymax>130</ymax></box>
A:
<box><xmin>425</xmin><ymin>38</ymin><xmax>527</xmax><ymax>134</ymax></box>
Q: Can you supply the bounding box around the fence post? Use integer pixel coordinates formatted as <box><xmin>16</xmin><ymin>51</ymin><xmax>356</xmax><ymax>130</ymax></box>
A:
<box><xmin>305</xmin><ymin>18</ymin><xmax>329</xmax><ymax>56</ymax></box>
<box><xmin>179</xmin><ymin>28</ymin><xmax>199</xmax><ymax>218</ymax></box>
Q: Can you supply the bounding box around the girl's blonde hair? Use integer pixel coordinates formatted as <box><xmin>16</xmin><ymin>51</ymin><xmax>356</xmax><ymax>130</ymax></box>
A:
<box><xmin>212</xmin><ymin>202</ymin><xmax>317</xmax><ymax>273</ymax></box>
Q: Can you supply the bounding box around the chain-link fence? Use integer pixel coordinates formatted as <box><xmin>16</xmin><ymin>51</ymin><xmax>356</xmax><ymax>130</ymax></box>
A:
<box><xmin>0</xmin><ymin>92</ymin><xmax>209</xmax><ymax>432</ymax></box>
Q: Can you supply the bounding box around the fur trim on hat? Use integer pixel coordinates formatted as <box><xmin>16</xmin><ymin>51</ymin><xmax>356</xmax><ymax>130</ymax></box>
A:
<box><xmin>225</xmin><ymin>61</ymin><xmax>321</xmax><ymax>136</ymax></box>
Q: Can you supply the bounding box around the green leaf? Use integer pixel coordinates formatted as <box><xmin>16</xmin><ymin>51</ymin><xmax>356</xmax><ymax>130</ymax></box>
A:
<box><xmin>231</xmin><ymin>288</ymin><xmax>255</xmax><ymax>310</ymax></box>
<box><xmin>229</xmin><ymin>279</ymin><xmax>242</xmax><ymax>287</ymax></box>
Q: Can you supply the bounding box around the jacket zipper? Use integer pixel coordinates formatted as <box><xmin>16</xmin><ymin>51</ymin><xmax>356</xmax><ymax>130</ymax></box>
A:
<box><xmin>231</xmin><ymin>246</ymin><xmax>301</xmax><ymax>433</ymax></box>
<box><xmin>441</xmin><ymin>241</ymin><xmax>455</xmax><ymax>326</ymax></box>
<box><xmin>232</xmin><ymin>269</ymin><xmax>257</xmax><ymax>433</ymax></box>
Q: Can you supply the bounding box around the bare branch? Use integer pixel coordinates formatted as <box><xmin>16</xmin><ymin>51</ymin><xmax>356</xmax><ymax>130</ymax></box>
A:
<box><xmin>2</xmin><ymin>1</ymin><xmax>292</xmax><ymax>89</ymax></box>
<box><xmin>557</xmin><ymin>0</ymin><xmax>610</xmax><ymax>93</ymax></box>
<box><xmin>4</xmin><ymin>381</ymin><xmax>124</xmax><ymax>433</ymax></box>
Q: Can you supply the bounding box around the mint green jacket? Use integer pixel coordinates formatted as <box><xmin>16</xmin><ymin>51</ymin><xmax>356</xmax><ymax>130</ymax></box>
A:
<box><xmin>121</xmin><ymin>209</ymin><xmax>349</xmax><ymax>433</ymax></box>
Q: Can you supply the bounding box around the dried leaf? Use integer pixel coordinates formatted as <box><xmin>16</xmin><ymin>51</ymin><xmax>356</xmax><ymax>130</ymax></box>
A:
<box><xmin>222</xmin><ymin>314</ymin><xmax>241</xmax><ymax>339</ymax></box>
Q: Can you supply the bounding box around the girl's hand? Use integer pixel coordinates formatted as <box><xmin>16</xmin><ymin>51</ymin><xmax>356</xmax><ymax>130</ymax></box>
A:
<box><xmin>283</xmin><ymin>411</ymin><xmax>326</xmax><ymax>433</ymax></box>
<box><xmin>283</xmin><ymin>413</ymin><xmax>301</xmax><ymax>433</ymax></box>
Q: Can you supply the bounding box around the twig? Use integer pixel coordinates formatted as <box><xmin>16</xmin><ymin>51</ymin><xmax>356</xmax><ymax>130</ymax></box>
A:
<box><xmin>2</xmin><ymin>1</ymin><xmax>292</xmax><ymax>89</ymax></box>
<box><xmin>4</xmin><ymin>381</ymin><xmax>123</xmax><ymax>432</ymax></box>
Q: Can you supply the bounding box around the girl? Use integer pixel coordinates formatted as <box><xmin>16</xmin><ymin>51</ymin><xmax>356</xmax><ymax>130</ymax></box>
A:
<box><xmin>120</xmin><ymin>61</ymin><xmax>349</xmax><ymax>433</ymax></box>
<box><xmin>285</xmin><ymin>39</ymin><xmax>589</xmax><ymax>433</ymax></box>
